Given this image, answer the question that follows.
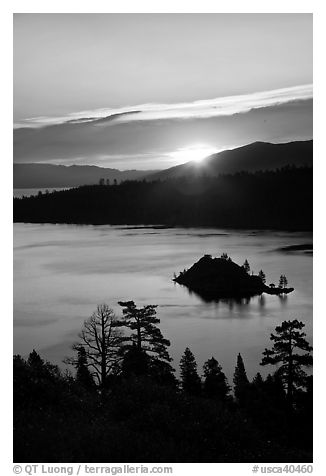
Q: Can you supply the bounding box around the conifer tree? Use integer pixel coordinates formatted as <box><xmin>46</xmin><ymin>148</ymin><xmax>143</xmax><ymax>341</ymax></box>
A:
<box><xmin>27</xmin><ymin>349</ymin><xmax>44</xmax><ymax>368</ymax></box>
<box><xmin>179</xmin><ymin>347</ymin><xmax>201</xmax><ymax>395</ymax></box>
<box><xmin>242</xmin><ymin>259</ymin><xmax>250</xmax><ymax>274</ymax></box>
<box><xmin>118</xmin><ymin>301</ymin><xmax>174</xmax><ymax>377</ymax></box>
<box><xmin>233</xmin><ymin>353</ymin><xmax>249</xmax><ymax>404</ymax></box>
<box><xmin>278</xmin><ymin>275</ymin><xmax>284</xmax><ymax>288</ymax></box>
<box><xmin>252</xmin><ymin>372</ymin><xmax>264</xmax><ymax>388</ymax></box>
<box><xmin>278</xmin><ymin>275</ymin><xmax>289</xmax><ymax>289</ymax></box>
<box><xmin>260</xmin><ymin>320</ymin><xmax>312</xmax><ymax>407</ymax></box>
<box><xmin>203</xmin><ymin>357</ymin><xmax>230</xmax><ymax>400</ymax></box>
<box><xmin>75</xmin><ymin>345</ymin><xmax>96</xmax><ymax>390</ymax></box>
<box><xmin>258</xmin><ymin>270</ymin><xmax>266</xmax><ymax>284</ymax></box>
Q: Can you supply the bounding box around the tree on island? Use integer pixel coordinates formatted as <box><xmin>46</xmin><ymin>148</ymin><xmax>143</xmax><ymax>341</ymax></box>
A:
<box><xmin>118</xmin><ymin>300</ymin><xmax>174</xmax><ymax>379</ymax></box>
<box><xmin>278</xmin><ymin>275</ymin><xmax>289</xmax><ymax>289</ymax></box>
<box><xmin>66</xmin><ymin>304</ymin><xmax>124</xmax><ymax>391</ymax></box>
<box><xmin>260</xmin><ymin>320</ymin><xmax>312</xmax><ymax>408</ymax></box>
<box><xmin>258</xmin><ymin>270</ymin><xmax>266</xmax><ymax>284</ymax></box>
<box><xmin>203</xmin><ymin>357</ymin><xmax>230</xmax><ymax>401</ymax></box>
<box><xmin>180</xmin><ymin>347</ymin><xmax>202</xmax><ymax>395</ymax></box>
<box><xmin>233</xmin><ymin>353</ymin><xmax>250</xmax><ymax>405</ymax></box>
<box><xmin>242</xmin><ymin>259</ymin><xmax>251</xmax><ymax>274</ymax></box>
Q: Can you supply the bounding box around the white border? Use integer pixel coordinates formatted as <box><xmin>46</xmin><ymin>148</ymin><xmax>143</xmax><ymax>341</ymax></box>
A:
<box><xmin>3</xmin><ymin>2</ymin><xmax>323</xmax><ymax>474</ymax></box>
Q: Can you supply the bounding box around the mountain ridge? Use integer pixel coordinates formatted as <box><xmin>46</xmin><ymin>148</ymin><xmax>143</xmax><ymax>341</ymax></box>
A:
<box><xmin>146</xmin><ymin>140</ymin><xmax>313</xmax><ymax>182</ymax></box>
<box><xmin>14</xmin><ymin>140</ymin><xmax>312</xmax><ymax>188</ymax></box>
<box><xmin>13</xmin><ymin>163</ymin><xmax>158</xmax><ymax>188</ymax></box>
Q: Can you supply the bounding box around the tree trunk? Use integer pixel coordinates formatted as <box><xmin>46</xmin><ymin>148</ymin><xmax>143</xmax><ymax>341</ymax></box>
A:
<box><xmin>287</xmin><ymin>332</ymin><xmax>293</xmax><ymax>410</ymax></box>
<box><xmin>137</xmin><ymin>317</ymin><xmax>142</xmax><ymax>351</ymax></box>
<box><xmin>101</xmin><ymin>314</ymin><xmax>106</xmax><ymax>393</ymax></box>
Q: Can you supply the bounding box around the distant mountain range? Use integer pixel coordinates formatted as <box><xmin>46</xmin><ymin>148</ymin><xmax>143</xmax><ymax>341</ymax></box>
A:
<box><xmin>14</xmin><ymin>140</ymin><xmax>312</xmax><ymax>188</ymax></box>
<box><xmin>147</xmin><ymin>140</ymin><xmax>313</xmax><ymax>182</ymax></box>
<box><xmin>13</xmin><ymin>163</ymin><xmax>157</xmax><ymax>188</ymax></box>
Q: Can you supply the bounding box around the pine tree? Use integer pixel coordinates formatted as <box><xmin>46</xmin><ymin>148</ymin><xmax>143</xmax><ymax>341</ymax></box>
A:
<box><xmin>258</xmin><ymin>270</ymin><xmax>266</xmax><ymax>284</ymax></box>
<box><xmin>118</xmin><ymin>301</ymin><xmax>174</xmax><ymax>377</ymax></box>
<box><xmin>242</xmin><ymin>259</ymin><xmax>250</xmax><ymax>274</ymax></box>
<box><xmin>121</xmin><ymin>344</ymin><xmax>149</xmax><ymax>377</ymax></box>
<box><xmin>75</xmin><ymin>346</ymin><xmax>96</xmax><ymax>390</ymax></box>
<box><xmin>233</xmin><ymin>353</ymin><xmax>249</xmax><ymax>405</ymax></box>
<box><xmin>260</xmin><ymin>320</ymin><xmax>312</xmax><ymax>408</ymax></box>
<box><xmin>27</xmin><ymin>349</ymin><xmax>44</xmax><ymax>367</ymax></box>
<box><xmin>264</xmin><ymin>373</ymin><xmax>287</xmax><ymax>407</ymax></box>
<box><xmin>278</xmin><ymin>275</ymin><xmax>285</xmax><ymax>288</ymax></box>
<box><xmin>179</xmin><ymin>347</ymin><xmax>201</xmax><ymax>395</ymax></box>
<box><xmin>203</xmin><ymin>357</ymin><xmax>230</xmax><ymax>400</ymax></box>
<box><xmin>252</xmin><ymin>372</ymin><xmax>264</xmax><ymax>388</ymax></box>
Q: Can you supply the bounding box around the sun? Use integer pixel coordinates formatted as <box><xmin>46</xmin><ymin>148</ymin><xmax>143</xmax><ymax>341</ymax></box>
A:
<box><xmin>170</xmin><ymin>145</ymin><xmax>218</xmax><ymax>165</ymax></box>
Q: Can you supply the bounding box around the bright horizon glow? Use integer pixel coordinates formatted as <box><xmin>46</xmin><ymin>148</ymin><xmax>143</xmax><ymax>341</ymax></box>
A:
<box><xmin>169</xmin><ymin>146</ymin><xmax>218</xmax><ymax>165</ymax></box>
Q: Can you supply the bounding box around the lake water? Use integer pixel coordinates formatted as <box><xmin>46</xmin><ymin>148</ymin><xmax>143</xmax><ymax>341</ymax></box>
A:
<box><xmin>13</xmin><ymin>223</ymin><xmax>313</xmax><ymax>381</ymax></box>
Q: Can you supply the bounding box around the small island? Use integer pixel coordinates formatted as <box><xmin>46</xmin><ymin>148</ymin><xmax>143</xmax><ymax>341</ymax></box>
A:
<box><xmin>173</xmin><ymin>254</ymin><xmax>294</xmax><ymax>301</ymax></box>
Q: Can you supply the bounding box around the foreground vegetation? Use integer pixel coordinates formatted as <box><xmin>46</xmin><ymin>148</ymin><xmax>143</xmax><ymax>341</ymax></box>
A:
<box><xmin>14</xmin><ymin>301</ymin><xmax>313</xmax><ymax>463</ymax></box>
<box><xmin>14</xmin><ymin>166</ymin><xmax>312</xmax><ymax>230</ymax></box>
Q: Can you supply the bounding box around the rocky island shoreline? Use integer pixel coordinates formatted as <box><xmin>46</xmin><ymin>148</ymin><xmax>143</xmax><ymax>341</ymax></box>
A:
<box><xmin>173</xmin><ymin>254</ymin><xmax>294</xmax><ymax>301</ymax></box>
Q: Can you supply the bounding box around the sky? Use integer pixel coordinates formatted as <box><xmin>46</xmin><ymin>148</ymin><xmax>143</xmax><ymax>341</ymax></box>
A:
<box><xmin>13</xmin><ymin>13</ymin><xmax>313</xmax><ymax>170</ymax></box>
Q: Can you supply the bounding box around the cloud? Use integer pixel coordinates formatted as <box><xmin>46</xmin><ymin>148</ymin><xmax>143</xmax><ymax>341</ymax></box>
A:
<box><xmin>16</xmin><ymin>84</ymin><xmax>312</xmax><ymax>129</ymax></box>
<box><xmin>13</xmin><ymin>87</ymin><xmax>313</xmax><ymax>170</ymax></box>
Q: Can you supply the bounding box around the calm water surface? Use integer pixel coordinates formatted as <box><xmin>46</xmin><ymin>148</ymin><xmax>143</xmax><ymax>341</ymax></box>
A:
<box><xmin>13</xmin><ymin>224</ymin><xmax>312</xmax><ymax>380</ymax></box>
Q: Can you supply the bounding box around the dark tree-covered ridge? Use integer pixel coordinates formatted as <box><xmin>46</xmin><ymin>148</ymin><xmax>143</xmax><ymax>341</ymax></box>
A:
<box><xmin>14</xmin><ymin>166</ymin><xmax>312</xmax><ymax>231</ymax></box>
<box><xmin>14</xmin><ymin>317</ymin><xmax>313</xmax><ymax>463</ymax></box>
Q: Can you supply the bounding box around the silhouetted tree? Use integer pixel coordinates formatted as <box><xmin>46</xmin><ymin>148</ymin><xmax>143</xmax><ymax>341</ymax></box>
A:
<box><xmin>203</xmin><ymin>357</ymin><xmax>230</xmax><ymax>400</ymax></box>
<box><xmin>242</xmin><ymin>259</ymin><xmax>250</xmax><ymax>274</ymax></box>
<box><xmin>99</xmin><ymin>178</ymin><xmax>105</xmax><ymax>186</ymax></box>
<box><xmin>252</xmin><ymin>372</ymin><xmax>264</xmax><ymax>388</ymax></box>
<box><xmin>220</xmin><ymin>253</ymin><xmax>229</xmax><ymax>260</ymax></box>
<box><xmin>121</xmin><ymin>344</ymin><xmax>149</xmax><ymax>377</ymax></box>
<box><xmin>106</xmin><ymin>179</ymin><xmax>110</xmax><ymax>186</ymax></box>
<box><xmin>179</xmin><ymin>347</ymin><xmax>201</xmax><ymax>395</ymax></box>
<box><xmin>260</xmin><ymin>320</ymin><xmax>312</xmax><ymax>408</ymax></box>
<box><xmin>264</xmin><ymin>372</ymin><xmax>287</xmax><ymax>406</ymax></box>
<box><xmin>75</xmin><ymin>345</ymin><xmax>96</xmax><ymax>390</ymax></box>
<box><xmin>66</xmin><ymin>304</ymin><xmax>124</xmax><ymax>391</ymax></box>
<box><xmin>233</xmin><ymin>353</ymin><xmax>249</xmax><ymax>405</ymax></box>
<box><xmin>148</xmin><ymin>357</ymin><xmax>177</xmax><ymax>387</ymax></box>
<box><xmin>258</xmin><ymin>270</ymin><xmax>266</xmax><ymax>284</ymax></box>
<box><xmin>28</xmin><ymin>349</ymin><xmax>44</xmax><ymax>368</ymax></box>
<box><xmin>278</xmin><ymin>275</ymin><xmax>289</xmax><ymax>289</ymax></box>
<box><xmin>118</xmin><ymin>301</ymin><xmax>173</xmax><ymax>377</ymax></box>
